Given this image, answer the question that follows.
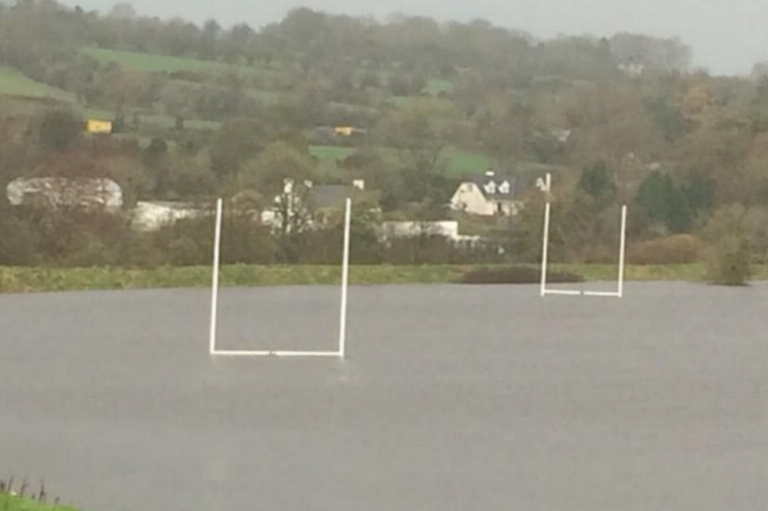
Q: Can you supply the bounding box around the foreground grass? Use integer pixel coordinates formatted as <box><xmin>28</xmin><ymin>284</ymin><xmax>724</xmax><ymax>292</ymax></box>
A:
<box><xmin>0</xmin><ymin>494</ymin><xmax>78</xmax><ymax>511</ymax></box>
<box><xmin>2</xmin><ymin>264</ymin><xmax>765</xmax><ymax>294</ymax></box>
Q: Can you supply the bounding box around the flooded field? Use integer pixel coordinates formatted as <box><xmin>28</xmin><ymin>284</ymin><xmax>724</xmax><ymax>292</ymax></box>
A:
<box><xmin>1</xmin><ymin>283</ymin><xmax>766</xmax><ymax>511</ymax></box>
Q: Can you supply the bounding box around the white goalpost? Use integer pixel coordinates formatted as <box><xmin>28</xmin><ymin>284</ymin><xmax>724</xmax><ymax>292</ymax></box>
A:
<box><xmin>209</xmin><ymin>197</ymin><xmax>352</xmax><ymax>358</ymax></box>
<box><xmin>539</xmin><ymin>173</ymin><xmax>628</xmax><ymax>299</ymax></box>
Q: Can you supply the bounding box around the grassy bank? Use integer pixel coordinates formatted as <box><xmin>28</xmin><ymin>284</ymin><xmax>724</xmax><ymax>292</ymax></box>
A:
<box><xmin>0</xmin><ymin>493</ymin><xmax>78</xmax><ymax>511</ymax></box>
<box><xmin>2</xmin><ymin>264</ymin><xmax>765</xmax><ymax>294</ymax></box>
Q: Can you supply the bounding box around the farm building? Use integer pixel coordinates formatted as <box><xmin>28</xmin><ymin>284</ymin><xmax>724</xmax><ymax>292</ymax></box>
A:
<box><xmin>86</xmin><ymin>119</ymin><xmax>113</xmax><ymax>134</ymax></box>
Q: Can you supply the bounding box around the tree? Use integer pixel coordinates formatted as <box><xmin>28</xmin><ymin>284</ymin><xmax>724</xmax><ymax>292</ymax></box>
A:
<box><xmin>644</xmin><ymin>96</ymin><xmax>686</xmax><ymax>142</ymax></box>
<box><xmin>107</xmin><ymin>2</ymin><xmax>137</xmax><ymax>20</ymax></box>
<box><xmin>143</xmin><ymin>138</ymin><xmax>171</xmax><ymax>197</ymax></box>
<box><xmin>610</xmin><ymin>33</ymin><xmax>692</xmax><ymax>73</ymax></box>
<box><xmin>380</xmin><ymin>112</ymin><xmax>446</xmax><ymax>176</ymax></box>
<box><xmin>239</xmin><ymin>141</ymin><xmax>315</xmax><ymax>195</ymax></box>
<box><xmin>34</xmin><ymin>109</ymin><xmax>82</xmax><ymax>151</ymax></box>
<box><xmin>481</xmin><ymin>100</ymin><xmax>534</xmax><ymax>165</ymax></box>
<box><xmin>236</xmin><ymin>141</ymin><xmax>317</xmax><ymax>262</ymax></box>
<box><xmin>635</xmin><ymin>171</ymin><xmax>693</xmax><ymax>233</ymax></box>
<box><xmin>208</xmin><ymin>119</ymin><xmax>265</xmax><ymax>179</ymax></box>
<box><xmin>578</xmin><ymin>161</ymin><xmax>616</xmax><ymax>207</ymax></box>
<box><xmin>0</xmin><ymin>205</ymin><xmax>38</xmax><ymax>265</ymax></box>
<box><xmin>200</xmin><ymin>19</ymin><xmax>221</xmax><ymax>60</ymax></box>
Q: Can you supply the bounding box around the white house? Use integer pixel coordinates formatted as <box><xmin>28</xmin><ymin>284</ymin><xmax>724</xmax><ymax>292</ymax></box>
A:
<box><xmin>450</xmin><ymin>172</ymin><xmax>521</xmax><ymax>216</ymax></box>
<box><xmin>6</xmin><ymin>177</ymin><xmax>123</xmax><ymax>211</ymax></box>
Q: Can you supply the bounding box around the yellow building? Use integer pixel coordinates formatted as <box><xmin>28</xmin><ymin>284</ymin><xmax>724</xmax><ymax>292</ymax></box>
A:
<box><xmin>86</xmin><ymin>119</ymin><xmax>113</xmax><ymax>134</ymax></box>
<box><xmin>334</xmin><ymin>126</ymin><xmax>356</xmax><ymax>137</ymax></box>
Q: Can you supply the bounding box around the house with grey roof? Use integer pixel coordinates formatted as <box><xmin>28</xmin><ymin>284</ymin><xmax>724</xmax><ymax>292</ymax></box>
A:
<box><xmin>307</xmin><ymin>180</ymin><xmax>366</xmax><ymax>211</ymax></box>
<box><xmin>450</xmin><ymin>171</ymin><xmax>521</xmax><ymax>216</ymax></box>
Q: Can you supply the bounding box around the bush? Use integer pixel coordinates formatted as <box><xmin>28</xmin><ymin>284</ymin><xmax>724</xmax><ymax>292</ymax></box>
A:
<box><xmin>580</xmin><ymin>244</ymin><xmax>619</xmax><ymax>264</ymax></box>
<box><xmin>458</xmin><ymin>266</ymin><xmax>582</xmax><ymax>285</ymax></box>
<box><xmin>0</xmin><ymin>213</ymin><xmax>38</xmax><ymax>265</ymax></box>
<box><xmin>34</xmin><ymin>108</ymin><xmax>82</xmax><ymax>151</ymax></box>
<box><xmin>167</xmin><ymin>237</ymin><xmax>206</xmax><ymax>266</ymax></box>
<box><xmin>705</xmin><ymin>235</ymin><xmax>752</xmax><ymax>286</ymax></box>
<box><xmin>628</xmin><ymin>234</ymin><xmax>701</xmax><ymax>265</ymax></box>
<box><xmin>701</xmin><ymin>205</ymin><xmax>757</xmax><ymax>286</ymax></box>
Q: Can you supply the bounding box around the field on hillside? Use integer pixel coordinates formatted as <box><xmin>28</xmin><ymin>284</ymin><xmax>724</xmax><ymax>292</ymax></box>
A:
<box><xmin>422</xmin><ymin>78</ymin><xmax>455</xmax><ymax>95</ymax></box>
<box><xmin>81</xmin><ymin>107</ymin><xmax>222</xmax><ymax>131</ymax></box>
<box><xmin>0</xmin><ymin>67</ymin><xmax>74</xmax><ymax>102</ymax></box>
<box><xmin>81</xmin><ymin>46</ymin><xmax>281</xmax><ymax>78</ymax></box>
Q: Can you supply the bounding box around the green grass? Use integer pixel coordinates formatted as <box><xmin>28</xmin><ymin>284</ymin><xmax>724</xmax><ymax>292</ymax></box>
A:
<box><xmin>81</xmin><ymin>47</ymin><xmax>278</xmax><ymax>79</ymax></box>
<box><xmin>0</xmin><ymin>494</ymin><xmax>78</xmax><ymax>511</ymax></box>
<box><xmin>390</xmin><ymin>95</ymin><xmax>459</xmax><ymax>116</ymax></box>
<box><xmin>444</xmin><ymin>149</ymin><xmax>493</xmax><ymax>175</ymax></box>
<box><xmin>0</xmin><ymin>67</ymin><xmax>74</xmax><ymax>102</ymax></box>
<box><xmin>2</xmin><ymin>264</ymin><xmax>763</xmax><ymax>294</ymax></box>
<box><xmin>246</xmin><ymin>88</ymin><xmax>282</xmax><ymax>104</ymax></box>
<box><xmin>422</xmin><ymin>78</ymin><xmax>454</xmax><ymax>96</ymax></box>
<box><xmin>310</xmin><ymin>145</ymin><xmax>357</xmax><ymax>162</ymax></box>
<box><xmin>80</xmin><ymin>107</ymin><xmax>115</xmax><ymax>120</ymax></box>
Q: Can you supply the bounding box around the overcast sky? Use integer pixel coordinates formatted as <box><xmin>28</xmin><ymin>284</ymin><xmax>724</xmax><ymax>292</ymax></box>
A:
<box><xmin>61</xmin><ymin>0</ymin><xmax>768</xmax><ymax>75</ymax></box>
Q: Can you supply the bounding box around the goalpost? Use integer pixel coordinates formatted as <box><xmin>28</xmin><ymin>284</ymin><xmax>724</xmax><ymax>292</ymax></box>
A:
<box><xmin>209</xmin><ymin>197</ymin><xmax>352</xmax><ymax>358</ymax></box>
<box><xmin>539</xmin><ymin>174</ymin><xmax>628</xmax><ymax>298</ymax></box>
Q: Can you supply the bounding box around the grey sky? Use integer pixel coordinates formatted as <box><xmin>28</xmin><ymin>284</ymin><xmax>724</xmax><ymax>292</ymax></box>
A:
<box><xmin>62</xmin><ymin>0</ymin><xmax>768</xmax><ymax>75</ymax></box>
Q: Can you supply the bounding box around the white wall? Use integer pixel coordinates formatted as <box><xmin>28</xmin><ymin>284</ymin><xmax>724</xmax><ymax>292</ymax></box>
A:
<box><xmin>131</xmin><ymin>201</ymin><xmax>201</xmax><ymax>232</ymax></box>
<box><xmin>381</xmin><ymin>221</ymin><xmax>460</xmax><ymax>239</ymax></box>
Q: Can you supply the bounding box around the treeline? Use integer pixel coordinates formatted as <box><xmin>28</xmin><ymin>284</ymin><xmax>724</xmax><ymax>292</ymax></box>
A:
<box><xmin>0</xmin><ymin>1</ymin><xmax>692</xmax><ymax>82</ymax></box>
<box><xmin>0</xmin><ymin>199</ymin><xmax>504</xmax><ymax>268</ymax></box>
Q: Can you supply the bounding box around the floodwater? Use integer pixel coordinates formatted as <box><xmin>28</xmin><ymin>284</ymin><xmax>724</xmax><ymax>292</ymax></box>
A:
<box><xmin>1</xmin><ymin>283</ymin><xmax>766</xmax><ymax>511</ymax></box>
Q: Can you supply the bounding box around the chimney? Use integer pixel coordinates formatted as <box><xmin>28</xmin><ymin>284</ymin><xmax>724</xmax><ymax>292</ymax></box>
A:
<box><xmin>353</xmin><ymin>179</ymin><xmax>365</xmax><ymax>191</ymax></box>
<box><xmin>485</xmin><ymin>170</ymin><xmax>495</xmax><ymax>177</ymax></box>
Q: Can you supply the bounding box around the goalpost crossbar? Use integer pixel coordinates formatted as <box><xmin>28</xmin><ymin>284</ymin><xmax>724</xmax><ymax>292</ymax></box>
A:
<box><xmin>210</xmin><ymin>350</ymin><xmax>343</xmax><ymax>358</ymax></box>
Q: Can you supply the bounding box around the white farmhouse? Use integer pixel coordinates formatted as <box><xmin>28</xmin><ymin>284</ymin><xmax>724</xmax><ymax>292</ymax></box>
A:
<box><xmin>450</xmin><ymin>172</ymin><xmax>521</xmax><ymax>216</ymax></box>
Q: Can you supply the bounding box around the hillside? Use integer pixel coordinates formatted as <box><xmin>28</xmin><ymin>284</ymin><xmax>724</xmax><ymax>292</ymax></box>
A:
<box><xmin>0</xmin><ymin>1</ymin><xmax>767</xmax><ymax>281</ymax></box>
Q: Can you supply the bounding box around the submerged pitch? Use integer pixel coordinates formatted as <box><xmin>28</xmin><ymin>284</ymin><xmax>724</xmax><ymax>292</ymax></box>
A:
<box><xmin>1</xmin><ymin>283</ymin><xmax>766</xmax><ymax>511</ymax></box>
